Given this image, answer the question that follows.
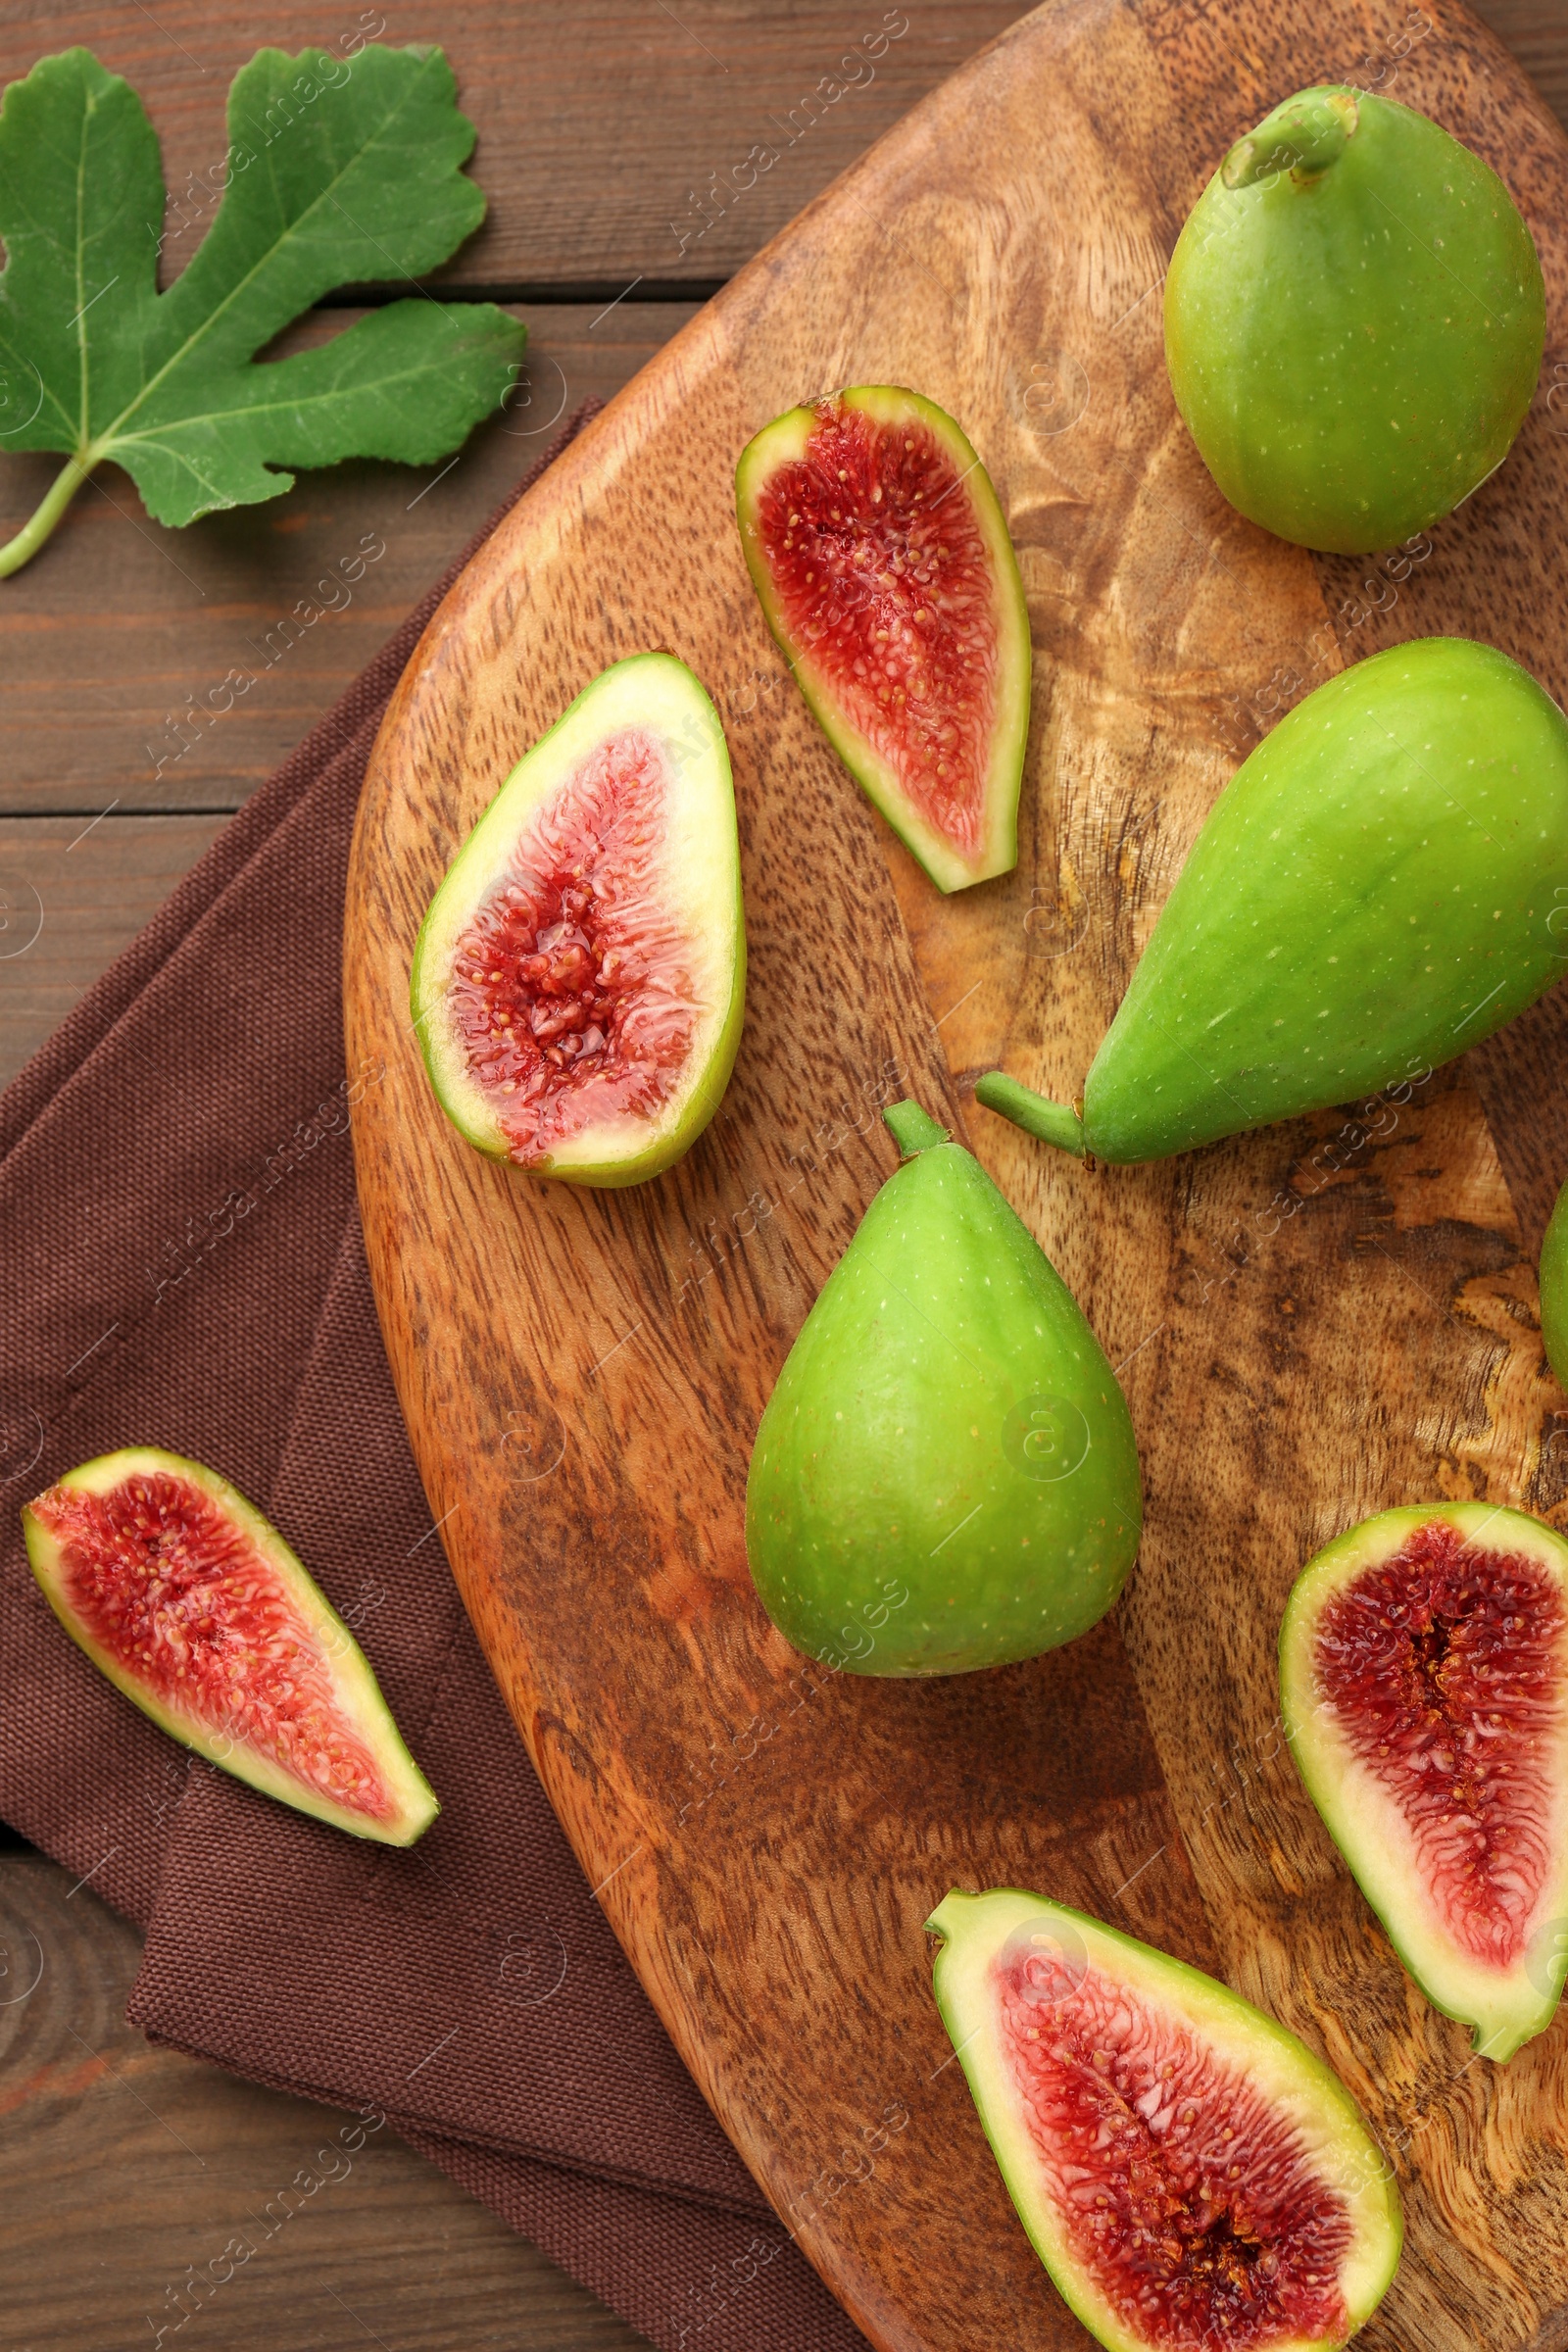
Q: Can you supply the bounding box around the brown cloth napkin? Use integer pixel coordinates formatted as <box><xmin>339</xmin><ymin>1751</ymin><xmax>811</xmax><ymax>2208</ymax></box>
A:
<box><xmin>0</xmin><ymin>409</ymin><xmax>866</xmax><ymax>2352</ymax></box>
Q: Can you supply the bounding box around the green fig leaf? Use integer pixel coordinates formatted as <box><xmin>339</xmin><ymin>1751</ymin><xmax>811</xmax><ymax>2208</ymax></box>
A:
<box><xmin>0</xmin><ymin>43</ymin><xmax>526</xmax><ymax>572</ymax></box>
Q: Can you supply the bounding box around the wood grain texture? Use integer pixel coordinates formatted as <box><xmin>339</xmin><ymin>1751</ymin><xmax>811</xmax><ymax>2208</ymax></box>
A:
<box><xmin>0</xmin><ymin>1852</ymin><xmax>649</xmax><ymax>2351</ymax></box>
<box><xmin>0</xmin><ymin>5</ymin><xmax>1552</xmax><ymax>816</ymax></box>
<box><xmin>0</xmin><ymin>814</ymin><xmax>225</xmax><ymax>1085</ymax></box>
<box><xmin>0</xmin><ymin>303</ymin><xmax>696</xmax><ymax>818</ymax></box>
<box><xmin>346</xmin><ymin>2</ymin><xmax>1568</xmax><ymax>2347</ymax></box>
<box><xmin>0</xmin><ymin>2</ymin><xmax>1034</xmax><ymax>292</ymax></box>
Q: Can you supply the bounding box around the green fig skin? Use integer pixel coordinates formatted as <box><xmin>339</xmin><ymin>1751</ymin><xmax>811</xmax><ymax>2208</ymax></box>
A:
<box><xmin>979</xmin><ymin>638</ymin><xmax>1568</xmax><ymax>1166</ymax></box>
<box><xmin>1542</xmin><ymin>1176</ymin><xmax>1568</xmax><ymax>1394</ymax></box>
<box><xmin>1165</xmin><ymin>87</ymin><xmax>1544</xmax><ymax>554</ymax></box>
<box><xmin>745</xmin><ymin>1104</ymin><xmax>1141</xmax><ymax>1676</ymax></box>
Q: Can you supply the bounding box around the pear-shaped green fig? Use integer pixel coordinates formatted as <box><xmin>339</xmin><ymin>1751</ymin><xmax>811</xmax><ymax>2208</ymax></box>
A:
<box><xmin>978</xmin><ymin>638</ymin><xmax>1568</xmax><ymax>1166</ymax></box>
<box><xmin>1166</xmin><ymin>87</ymin><xmax>1544</xmax><ymax>553</ymax></box>
<box><xmin>744</xmin><ymin>1102</ymin><xmax>1141</xmax><ymax>1675</ymax></box>
<box><xmin>412</xmin><ymin>652</ymin><xmax>745</xmax><ymax>1187</ymax></box>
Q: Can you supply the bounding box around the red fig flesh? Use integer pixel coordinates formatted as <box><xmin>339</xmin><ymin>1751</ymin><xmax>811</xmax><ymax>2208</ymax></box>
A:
<box><xmin>412</xmin><ymin>652</ymin><xmax>745</xmax><ymax>1186</ymax></box>
<box><xmin>24</xmin><ymin>1447</ymin><xmax>438</xmax><ymax>1845</ymax></box>
<box><xmin>1281</xmin><ymin>1502</ymin><xmax>1568</xmax><ymax>2059</ymax></box>
<box><xmin>928</xmin><ymin>1888</ymin><xmax>1401</xmax><ymax>2350</ymax></box>
<box><xmin>736</xmin><ymin>385</ymin><xmax>1030</xmax><ymax>893</ymax></box>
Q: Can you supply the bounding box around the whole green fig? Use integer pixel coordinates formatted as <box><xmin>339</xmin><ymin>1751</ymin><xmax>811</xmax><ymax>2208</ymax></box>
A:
<box><xmin>979</xmin><ymin>638</ymin><xmax>1568</xmax><ymax>1166</ymax></box>
<box><xmin>745</xmin><ymin>1102</ymin><xmax>1141</xmax><ymax>1676</ymax></box>
<box><xmin>1165</xmin><ymin>87</ymin><xmax>1544</xmax><ymax>553</ymax></box>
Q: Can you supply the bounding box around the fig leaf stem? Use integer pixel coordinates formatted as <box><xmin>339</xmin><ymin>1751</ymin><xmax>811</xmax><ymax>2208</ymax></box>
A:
<box><xmin>974</xmin><ymin>1072</ymin><xmax>1087</xmax><ymax>1158</ymax></box>
<box><xmin>0</xmin><ymin>454</ymin><xmax>94</xmax><ymax>577</ymax></box>
<box><xmin>884</xmin><ymin>1101</ymin><xmax>950</xmax><ymax>1156</ymax></box>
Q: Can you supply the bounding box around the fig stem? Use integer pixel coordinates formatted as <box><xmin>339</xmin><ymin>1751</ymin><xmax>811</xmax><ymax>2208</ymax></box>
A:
<box><xmin>0</xmin><ymin>454</ymin><xmax>94</xmax><ymax>578</ymax></box>
<box><xmin>884</xmin><ymin>1101</ymin><xmax>950</xmax><ymax>1156</ymax></box>
<box><xmin>1222</xmin><ymin>90</ymin><xmax>1357</xmax><ymax>190</ymax></box>
<box><xmin>974</xmin><ymin>1072</ymin><xmax>1087</xmax><ymax>1158</ymax></box>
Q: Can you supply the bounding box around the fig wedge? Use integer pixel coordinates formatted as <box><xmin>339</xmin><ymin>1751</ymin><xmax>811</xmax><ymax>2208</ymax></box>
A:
<box><xmin>1282</xmin><ymin>1502</ymin><xmax>1568</xmax><ymax>2062</ymax></box>
<box><xmin>24</xmin><ymin>1447</ymin><xmax>438</xmax><ymax>1845</ymax></box>
<box><xmin>736</xmin><ymin>385</ymin><xmax>1030</xmax><ymax>893</ymax></box>
<box><xmin>928</xmin><ymin>1887</ymin><xmax>1401</xmax><ymax>2350</ymax></box>
<box><xmin>412</xmin><ymin>651</ymin><xmax>745</xmax><ymax>1186</ymax></box>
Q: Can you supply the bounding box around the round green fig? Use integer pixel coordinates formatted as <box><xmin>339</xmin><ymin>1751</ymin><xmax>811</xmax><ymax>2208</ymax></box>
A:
<box><xmin>1165</xmin><ymin>86</ymin><xmax>1544</xmax><ymax>553</ymax></box>
<box><xmin>977</xmin><ymin>638</ymin><xmax>1568</xmax><ymax>1166</ymax></box>
<box><xmin>745</xmin><ymin>1102</ymin><xmax>1141</xmax><ymax>1676</ymax></box>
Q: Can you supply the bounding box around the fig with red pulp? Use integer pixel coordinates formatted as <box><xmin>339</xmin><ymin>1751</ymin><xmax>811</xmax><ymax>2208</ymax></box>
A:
<box><xmin>24</xmin><ymin>1447</ymin><xmax>438</xmax><ymax>1845</ymax></box>
<box><xmin>736</xmin><ymin>385</ymin><xmax>1030</xmax><ymax>893</ymax></box>
<box><xmin>412</xmin><ymin>651</ymin><xmax>745</xmax><ymax>1186</ymax></box>
<box><xmin>928</xmin><ymin>1887</ymin><xmax>1400</xmax><ymax>2350</ymax></box>
<box><xmin>1281</xmin><ymin>1502</ymin><xmax>1568</xmax><ymax>2060</ymax></box>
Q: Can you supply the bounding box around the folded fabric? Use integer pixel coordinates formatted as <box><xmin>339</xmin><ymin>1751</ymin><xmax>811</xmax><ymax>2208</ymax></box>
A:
<box><xmin>0</xmin><ymin>407</ymin><xmax>865</xmax><ymax>2352</ymax></box>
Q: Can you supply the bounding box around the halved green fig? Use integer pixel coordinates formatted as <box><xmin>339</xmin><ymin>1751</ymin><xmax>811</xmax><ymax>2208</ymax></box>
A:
<box><xmin>411</xmin><ymin>652</ymin><xmax>745</xmax><ymax>1186</ymax></box>
<box><xmin>735</xmin><ymin>385</ymin><xmax>1030</xmax><ymax>893</ymax></box>
<box><xmin>745</xmin><ymin>1101</ymin><xmax>1141</xmax><ymax>1676</ymax></box>
<box><xmin>928</xmin><ymin>1888</ymin><xmax>1400</xmax><ymax>2352</ymax></box>
<box><xmin>24</xmin><ymin>1448</ymin><xmax>438</xmax><ymax>1844</ymax></box>
<box><xmin>1281</xmin><ymin>1503</ymin><xmax>1568</xmax><ymax>2063</ymax></box>
<box><xmin>976</xmin><ymin>638</ymin><xmax>1568</xmax><ymax>1165</ymax></box>
<box><xmin>1166</xmin><ymin>88</ymin><xmax>1544</xmax><ymax>554</ymax></box>
<box><xmin>1541</xmin><ymin>1177</ymin><xmax>1568</xmax><ymax>1394</ymax></box>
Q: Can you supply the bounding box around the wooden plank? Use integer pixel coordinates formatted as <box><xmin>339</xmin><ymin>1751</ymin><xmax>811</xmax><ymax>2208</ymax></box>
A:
<box><xmin>0</xmin><ymin>303</ymin><xmax>696</xmax><ymax>818</ymax></box>
<box><xmin>0</xmin><ymin>3</ymin><xmax>1553</xmax><ymax>295</ymax></box>
<box><xmin>344</xmin><ymin>2</ymin><xmax>1568</xmax><ymax>2347</ymax></box>
<box><xmin>0</xmin><ymin>1851</ymin><xmax>648</xmax><ymax>2349</ymax></box>
<box><xmin>0</xmin><ymin>3</ymin><xmax>1034</xmax><ymax>292</ymax></box>
<box><xmin>0</xmin><ymin>815</ymin><xmax>226</xmax><ymax>1089</ymax></box>
<box><xmin>0</xmin><ymin>8</ymin><xmax>1558</xmax><ymax>820</ymax></box>
<box><xmin>1478</xmin><ymin>2</ymin><xmax>1568</xmax><ymax>126</ymax></box>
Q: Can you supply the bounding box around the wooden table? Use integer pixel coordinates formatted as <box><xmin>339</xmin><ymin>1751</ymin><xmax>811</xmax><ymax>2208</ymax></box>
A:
<box><xmin>1</xmin><ymin>4</ymin><xmax>1563</xmax><ymax>2345</ymax></box>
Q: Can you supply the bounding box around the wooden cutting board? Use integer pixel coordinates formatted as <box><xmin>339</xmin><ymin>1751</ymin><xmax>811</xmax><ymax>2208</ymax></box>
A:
<box><xmin>344</xmin><ymin>3</ymin><xmax>1568</xmax><ymax>2344</ymax></box>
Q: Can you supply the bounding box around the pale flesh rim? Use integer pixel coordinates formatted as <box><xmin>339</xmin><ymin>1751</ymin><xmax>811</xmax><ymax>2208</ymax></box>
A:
<box><xmin>735</xmin><ymin>384</ymin><xmax>1031</xmax><ymax>895</ymax></box>
<box><xmin>1280</xmin><ymin>1500</ymin><xmax>1568</xmax><ymax>2062</ymax></box>
<box><xmin>410</xmin><ymin>651</ymin><xmax>746</xmax><ymax>1187</ymax></box>
<box><xmin>23</xmin><ymin>1446</ymin><xmax>439</xmax><ymax>1846</ymax></box>
<box><xmin>927</xmin><ymin>1887</ymin><xmax>1401</xmax><ymax>2352</ymax></box>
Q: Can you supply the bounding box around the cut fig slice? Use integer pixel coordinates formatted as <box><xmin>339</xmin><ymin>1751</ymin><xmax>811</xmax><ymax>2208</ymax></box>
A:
<box><xmin>1281</xmin><ymin>1502</ymin><xmax>1568</xmax><ymax>2062</ymax></box>
<box><xmin>24</xmin><ymin>1447</ymin><xmax>438</xmax><ymax>1845</ymax></box>
<box><xmin>412</xmin><ymin>651</ymin><xmax>745</xmax><ymax>1186</ymax></box>
<box><xmin>735</xmin><ymin>385</ymin><xmax>1030</xmax><ymax>894</ymax></box>
<box><xmin>928</xmin><ymin>1888</ymin><xmax>1401</xmax><ymax>2352</ymax></box>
